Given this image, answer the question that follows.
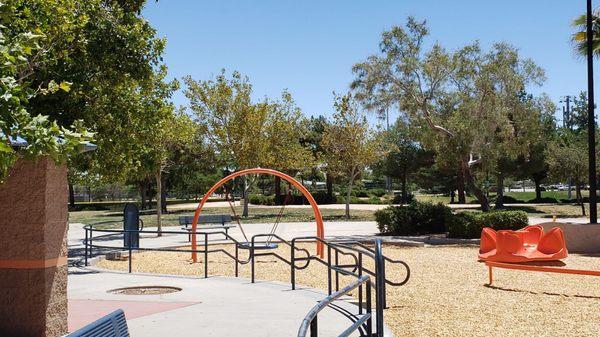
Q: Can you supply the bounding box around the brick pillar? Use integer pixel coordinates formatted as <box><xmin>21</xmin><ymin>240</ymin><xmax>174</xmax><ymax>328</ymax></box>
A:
<box><xmin>0</xmin><ymin>157</ymin><xmax>68</xmax><ymax>337</ymax></box>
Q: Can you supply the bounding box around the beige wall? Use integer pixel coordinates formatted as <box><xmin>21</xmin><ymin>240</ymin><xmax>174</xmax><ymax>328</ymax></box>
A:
<box><xmin>0</xmin><ymin>158</ymin><xmax>68</xmax><ymax>337</ymax></box>
<box><xmin>539</xmin><ymin>222</ymin><xmax>600</xmax><ymax>254</ymax></box>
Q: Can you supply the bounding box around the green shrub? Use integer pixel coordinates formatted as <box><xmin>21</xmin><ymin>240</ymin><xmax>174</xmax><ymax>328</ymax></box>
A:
<box><xmin>370</xmin><ymin>188</ymin><xmax>387</xmax><ymax>197</ymax></box>
<box><xmin>248</xmin><ymin>194</ymin><xmax>275</xmax><ymax>206</ymax></box>
<box><xmin>352</xmin><ymin>189</ymin><xmax>369</xmax><ymax>197</ymax></box>
<box><xmin>375</xmin><ymin>201</ymin><xmax>452</xmax><ymax>235</ymax></box>
<box><xmin>528</xmin><ymin>197</ymin><xmax>558</xmax><ymax>204</ymax></box>
<box><xmin>447</xmin><ymin>210</ymin><xmax>528</xmax><ymax>238</ymax></box>
<box><xmin>392</xmin><ymin>193</ymin><xmax>414</xmax><ymax>204</ymax></box>
<box><xmin>496</xmin><ymin>195</ymin><xmax>519</xmax><ymax>203</ymax></box>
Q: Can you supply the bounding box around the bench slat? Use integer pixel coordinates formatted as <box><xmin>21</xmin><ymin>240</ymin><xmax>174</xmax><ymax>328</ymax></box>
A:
<box><xmin>179</xmin><ymin>214</ymin><xmax>232</xmax><ymax>226</ymax></box>
<box><xmin>67</xmin><ymin>309</ymin><xmax>129</xmax><ymax>337</ymax></box>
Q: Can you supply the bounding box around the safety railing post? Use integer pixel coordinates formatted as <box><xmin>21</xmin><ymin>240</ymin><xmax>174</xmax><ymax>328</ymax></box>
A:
<box><xmin>310</xmin><ymin>316</ymin><xmax>318</xmax><ymax>337</ymax></box>
<box><xmin>128</xmin><ymin>231</ymin><xmax>132</xmax><ymax>273</ymax></box>
<box><xmin>382</xmin><ymin>257</ymin><xmax>387</xmax><ymax>309</ymax></box>
<box><xmin>89</xmin><ymin>228</ymin><xmax>93</xmax><ymax>259</ymax></box>
<box><xmin>358</xmin><ymin>252</ymin><xmax>363</xmax><ymax>314</ymax></box>
<box><xmin>251</xmin><ymin>237</ymin><xmax>255</xmax><ymax>283</ymax></box>
<box><xmin>291</xmin><ymin>240</ymin><xmax>296</xmax><ymax>290</ymax></box>
<box><xmin>327</xmin><ymin>245</ymin><xmax>332</xmax><ymax>295</ymax></box>
<box><xmin>334</xmin><ymin>249</ymin><xmax>339</xmax><ymax>292</ymax></box>
<box><xmin>204</xmin><ymin>233</ymin><xmax>208</xmax><ymax>278</ymax></box>
<box><xmin>375</xmin><ymin>239</ymin><xmax>384</xmax><ymax>337</ymax></box>
<box><xmin>235</xmin><ymin>244</ymin><xmax>239</xmax><ymax>278</ymax></box>
<box><xmin>366</xmin><ymin>280</ymin><xmax>373</xmax><ymax>337</ymax></box>
<box><xmin>84</xmin><ymin>227</ymin><xmax>88</xmax><ymax>267</ymax></box>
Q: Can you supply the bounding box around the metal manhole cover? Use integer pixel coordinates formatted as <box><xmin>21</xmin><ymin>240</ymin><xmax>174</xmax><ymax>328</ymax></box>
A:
<box><xmin>107</xmin><ymin>286</ymin><xmax>182</xmax><ymax>295</ymax></box>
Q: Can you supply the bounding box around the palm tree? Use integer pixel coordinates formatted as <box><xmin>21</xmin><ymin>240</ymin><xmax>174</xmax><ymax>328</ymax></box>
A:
<box><xmin>572</xmin><ymin>10</ymin><xmax>600</xmax><ymax>57</ymax></box>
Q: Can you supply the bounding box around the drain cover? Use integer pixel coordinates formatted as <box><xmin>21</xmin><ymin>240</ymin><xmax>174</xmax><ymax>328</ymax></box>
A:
<box><xmin>107</xmin><ymin>286</ymin><xmax>182</xmax><ymax>295</ymax></box>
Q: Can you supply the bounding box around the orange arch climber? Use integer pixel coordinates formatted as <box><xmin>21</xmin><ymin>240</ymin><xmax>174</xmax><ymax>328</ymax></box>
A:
<box><xmin>191</xmin><ymin>168</ymin><xmax>325</xmax><ymax>262</ymax></box>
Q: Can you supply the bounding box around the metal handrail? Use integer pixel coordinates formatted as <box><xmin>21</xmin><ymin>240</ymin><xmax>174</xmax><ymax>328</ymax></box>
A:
<box><xmin>82</xmin><ymin>224</ymin><xmax>409</xmax><ymax>337</ymax></box>
<box><xmin>297</xmin><ymin>275</ymin><xmax>372</xmax><ymax>337</ymax></box>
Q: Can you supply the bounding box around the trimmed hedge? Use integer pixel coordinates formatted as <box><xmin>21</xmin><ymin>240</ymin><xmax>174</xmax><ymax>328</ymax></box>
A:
<box><xmin>375</xmin><ymin>201</ymin><xmax>529</xmax><ymax>239</ymax></box>
<box><xmin>375</xmin><ymin>201</ymin><xmax>452</xmax><ymax>235</ymax></box>
<box><xmin>447</xmin><ymin>210</ymin><xmax>528</xmax><ymax>238</ymax></box>
<box><xmin>248</xmin><ymin>194</ymin><xmax>275</xmax><ymax>206</ymax></box>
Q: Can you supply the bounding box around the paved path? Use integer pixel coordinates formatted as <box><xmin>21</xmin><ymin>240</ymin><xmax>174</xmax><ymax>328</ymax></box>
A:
<box><xmin>67</xmin><ymin>221</ymin><xmax>381</xmax><ymax>255</ymax></box>
<box><xmin>67</xmin><ymin>222</ymin><xmax>390</xmax><ymax>336</ymax></box>
<box><xmin>68</xmin><ymin>271</ymin><xmax>373</xmax><ymax>337</ymax></box>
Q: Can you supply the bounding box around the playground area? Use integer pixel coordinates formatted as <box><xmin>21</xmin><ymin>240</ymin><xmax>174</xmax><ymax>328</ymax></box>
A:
<box><xmin>94</xmin><ymin>242</ymin><xmax>600</xmax><ymax>336</ymax></box>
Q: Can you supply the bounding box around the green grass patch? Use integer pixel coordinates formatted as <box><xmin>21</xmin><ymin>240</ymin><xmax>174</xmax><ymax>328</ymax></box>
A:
<box><xmin>69</xmin><ymin>206</ymin><xmax>377</xmax><ymax>228</ymax></box>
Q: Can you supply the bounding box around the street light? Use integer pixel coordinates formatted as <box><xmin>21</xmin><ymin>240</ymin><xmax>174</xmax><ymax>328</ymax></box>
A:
<box><xmin>586</xmin><ymin>0</ymin><xmax>598</xmax><ymax>223</ymax></box>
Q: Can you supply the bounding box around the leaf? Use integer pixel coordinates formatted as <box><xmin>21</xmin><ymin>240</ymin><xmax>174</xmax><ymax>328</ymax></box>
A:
<box><xmin>59</xmin><ymin>81</ymin><xmax>72</xmax><ymax>92</ymax></box>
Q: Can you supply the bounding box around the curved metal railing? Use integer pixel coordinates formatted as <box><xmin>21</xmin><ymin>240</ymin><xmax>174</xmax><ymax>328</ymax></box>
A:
<box><xmin>297</xmin><ymin>275</ymin><xmax>373</xmax><ymax>337</ymax></box>
<box><xmin>82</xmin><ymin>223</ymin><xmax>410</xmax><ymax>337</ymax></box>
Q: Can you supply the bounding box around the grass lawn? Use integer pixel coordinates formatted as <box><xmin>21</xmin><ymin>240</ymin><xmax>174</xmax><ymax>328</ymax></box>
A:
<box><xmin>69</xmin><ymin>206</ymin><xmax>377</xmax><ymax>228</ymax></box>
<box><xmin>416</xmin><ymin>190</ymin><xmax>585</xmax><ymax>205</ymax></box>
<box><xmin>69</xmin><ymin>202</ymin><xmax>591</xmax><ymax>227</ymax></box>
<box><xmin>98</xmin><ymin>243</ymin><xmax>600</xmax><ymax>336</ymax></box>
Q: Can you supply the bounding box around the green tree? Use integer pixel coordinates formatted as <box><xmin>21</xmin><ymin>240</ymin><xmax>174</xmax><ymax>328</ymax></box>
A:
<box><xmin>0</xmin><ymin>11</ymin><xmax>91</xmax><ymax>182</ymax></box>
<box><xmin>322</xmin><ymin>93</ymin><xmax>381</xmax><ymax>218</ymax></box>
<box><xmin>352</xmin><ymin>18</ymin><xmax>547</xmax><ymax>211</ymax></box>
<box><xmin>4</xmin><ymin>0</ymin><xmax>168</xmax><ymax>184</ymax></box>
<box><xmin>373</xmin><ymin>119</ymin><xmax>423</xmax><ymax>204</ymax></box>
<box><xmin>571</xmin><ymin>10</ymin><xmax>600</xmax><ymax>58</ymax></box>
<box><xmin>547</xmin><ymin>134</ymin><xmax>588</xmax><ymax>215</ymax></box>
<box><xmin>184</xmin><ymin>71</ymin><xmax>312</xmax><ymax>215</ymax></box>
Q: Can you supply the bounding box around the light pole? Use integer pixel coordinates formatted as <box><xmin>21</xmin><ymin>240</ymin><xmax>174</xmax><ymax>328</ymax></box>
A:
<box><xmin>586</xmin><ymin>0</ymin><xmax>598</xmax><ymax>223</ymax></box>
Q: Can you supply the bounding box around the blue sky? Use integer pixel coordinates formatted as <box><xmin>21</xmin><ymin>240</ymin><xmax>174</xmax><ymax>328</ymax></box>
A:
<box><xmin>142</xmin><ymin>0</ymin><xmax>590</xmax><ymax>123</ymax></box>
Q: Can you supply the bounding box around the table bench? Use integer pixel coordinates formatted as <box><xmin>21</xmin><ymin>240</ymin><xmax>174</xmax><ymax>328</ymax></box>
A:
<box><xmin>179</xmin><ymin>214</ymin><xmax>235</xmax><ymax>241</ymax></box>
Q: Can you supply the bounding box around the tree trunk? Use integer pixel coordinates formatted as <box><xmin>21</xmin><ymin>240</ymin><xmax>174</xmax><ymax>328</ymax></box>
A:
<box><xmin>534</xmin><ymin>177</ymin><xmax>542</xmax><ymax>201</ymax></box>
<box><xmin>161</xmin><ymin>174</ymin><xmax>168</xmax><ymax>214</ymax></box>
<box><xmin>461</xmin><ymin>161</ymin><xmax>490</xmax><ymax>212</ymax></box>
<box><xmin>68</xmin><ymin>183</ymin><xmax>75</xmax><ymax>208</ymax></box>
<box><xmin>346</xmin><ymin>178</ymin><xmax>354</xmax><ymax>219</ymax></box>
<box><xmin>156</xmin><ymin>170</ymin><xmax>162</xmax><ymax>237</ymax></box>
<box><xmin>450</xmin><ymin>190</ymin><xmax>455</xmax><ymax>204</ymax></box>
<box><xmin>87</xmin><ymin>186</ymin><xmax>92</xmax><ymax>202</ymax></box>
<box><xmin>401</xmin><ymin>172</ymin><xmax>408</xmax><ymax>204</ymax></box>
<box><xmin>576</xmin><ymin>183</ymin><xmax>586</xmax><ymax>216</ymax></box>
<box><xmin>326</xmin><ymin>174</ymin><xmax>333</xmax><ymax>203</ymax></box>
<box><xmin>495</xmin><ymin>173</ymin><xmax>504</xmax><ymax>209</ymax></box>
<box><xmin>139</xmin><ymin>182</ymin><xmax>148</xmax><ymax>210</ymax></box>
<box><xmin>274</xmin><ymin>176</ymin><xmax>281</xmax><ymax>205</ymax></box>
<box><xmin>242</xmin><ymin>175</ymin><xmax>249</xmax><ymax>217</ymax></box>
<box><xmin>457</xmin><ymin>165</ymin><xmax>466</xmax><ymax>204</ymax></box>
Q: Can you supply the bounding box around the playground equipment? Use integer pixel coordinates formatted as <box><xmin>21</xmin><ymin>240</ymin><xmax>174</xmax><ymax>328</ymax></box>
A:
<box><xmin>190</xmin><ymin>168</ymin><xmax>325</xmax><ymax>261</ymax></box>
<box><xmin>480</xmin><ymin>225</ymin><xmax>600</xmax><ymax>285</ymax></box>
<box><xmin>479</xmin><ymin>225</ymin><xmax>568</xmax><ymax>263</ymax></box>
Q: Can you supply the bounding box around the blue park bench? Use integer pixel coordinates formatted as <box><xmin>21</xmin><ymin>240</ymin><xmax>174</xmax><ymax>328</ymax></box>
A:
<box><xmin>67</xmin><ymin>309</ymin><xmax>129</xmax><ymax>337</ymax></box>
<box><xmin>179</xmin><ymin>214</ymin><xmax>236</xmax><ymax>241</ymax></box>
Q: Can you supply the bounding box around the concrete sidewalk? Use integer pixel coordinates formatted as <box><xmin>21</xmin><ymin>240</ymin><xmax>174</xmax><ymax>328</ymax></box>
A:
<box><xmin>68</xmin><ymin>271</ymin><xmax>376</xmax><ymax>336</ymax></box>
<box><xmin>67</xmin><ymin>221</ymin><xmax>391</xmax><ymax>336</ymax></box>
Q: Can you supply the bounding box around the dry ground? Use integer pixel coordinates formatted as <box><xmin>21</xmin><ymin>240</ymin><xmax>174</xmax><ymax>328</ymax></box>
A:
<box><xmin>98</xmin><ymin>244</ymin><xmax>600</xmax><ymax>336</ymax></box>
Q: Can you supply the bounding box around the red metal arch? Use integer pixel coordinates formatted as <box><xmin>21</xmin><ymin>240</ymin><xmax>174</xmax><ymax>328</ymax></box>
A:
<box><xmin>191</xmin><ymin>168</ymin><xmax>324</xmax><ymax>261</ymax></box>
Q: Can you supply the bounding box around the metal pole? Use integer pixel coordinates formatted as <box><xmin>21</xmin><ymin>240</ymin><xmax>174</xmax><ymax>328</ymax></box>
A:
<box><xmin>84</xmin><ymin>228</ymin><xmax>88</xmax><ymax>267</ymax></box>
<box><xmin>334</xmin><ymin>249</ymin><xmax>339</xmax><ymax>292</ymax></box>
<box><xmin>291</xmin><ymin>240</ymin><xmax>296</xmax><ymax>290</ymax></box>
<box><xmin>358</xmin><ymin>252</ymin><xmax>363</xmax><ymax>315</ymax></box>
<box><xmin>235</xmin><ymin>244</ymin><xmax>239</xmax><ymax>278</ymax></box>
<box><xmin>327</xmin><ymin>246</ymin><xmax>332</xmax><ymax>295</ymax></box>
<box><xmin>204</xmin><ymin>234</ymin><xmax>208</xmax><ymax>278</ymax></box>
<box><xmin>310</xmin><ymin>316</ymin><xmax>318</xmax><ymax>337</ymax></box>
<box><xmin>128</xmin><ymin>232</ymin><xmax>132</xmax><ymax>274</ymax></box>
<box><xmin>587</xmin><ymin>0</ymin><xmax>598</xmax><ymax>223</ymax></box>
